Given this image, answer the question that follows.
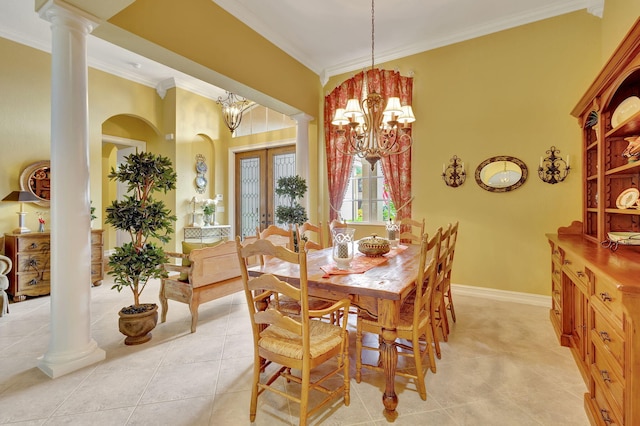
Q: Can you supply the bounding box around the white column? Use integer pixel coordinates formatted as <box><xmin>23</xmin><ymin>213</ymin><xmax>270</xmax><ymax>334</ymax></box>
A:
<box><xmin>38</xmin><ymin>0</ymin><xmax>105</xmax><ymax>378</ymax></box>
<box><xmin>292</xmin><ymin>113</ymin><xmax>313</xmax><ymax>214</ymax></box>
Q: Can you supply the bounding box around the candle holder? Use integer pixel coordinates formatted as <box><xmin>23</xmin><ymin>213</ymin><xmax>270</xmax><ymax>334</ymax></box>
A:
<box><xmin>538</xmin><ymin>146</ymin><xmax>570</xmax><ymax>184</ymax></box>
<box><xmin>331</xmin><ymin>228</ymin><xmax>355</xmax><ymax>270</ymax></box>
<box><xmin>442</xmin><ymin>155</ymin><xmax>466</xmax><ymax>187</ymax></box>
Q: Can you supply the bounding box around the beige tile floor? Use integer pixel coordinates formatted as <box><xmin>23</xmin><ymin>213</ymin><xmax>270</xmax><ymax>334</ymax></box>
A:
<box><xmin>0</xmin><ymin>279</ymin><xmax>589</xmax><ymax>425</ymax></box>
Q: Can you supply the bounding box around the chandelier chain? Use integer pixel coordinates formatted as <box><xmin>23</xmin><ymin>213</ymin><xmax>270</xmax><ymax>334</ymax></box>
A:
<box><xmin>371</xmin><ymin>0</ymin><xmax>375</xmax><ymax>71</ymax></box>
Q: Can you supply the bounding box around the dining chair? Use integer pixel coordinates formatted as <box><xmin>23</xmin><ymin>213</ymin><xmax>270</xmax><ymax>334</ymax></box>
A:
<box><xmin>256</xmin><ymin>224</ymin><xmax>294</xmax><ymax>264</ymax></box>
<box><xmin>355</xmin><ymin>228</ymin><xmax>442</xmax><ymax>400</ymax></box>
<box><xmin>431</xmin><ymin>223</ymin><xmax>452</xmax><ymax>357</ymax></box>
<box><xmin>297</xmin><ymin>221</ymin><xmax>324</xmax><ymax>250</ymax></box>
<box><xmin>398</xmin><ymin>217</ymin><xmax>425</xmax><ymax>244</ymax></box>
<box><xmin>235</xmin><ymin>237</ymin><xmax>351</xmax><ymax>426</ymax></box>
<box><xmin>443</xmin><ymin>221</ymin><xmax>459</xmax><ymax>324</ymax></box>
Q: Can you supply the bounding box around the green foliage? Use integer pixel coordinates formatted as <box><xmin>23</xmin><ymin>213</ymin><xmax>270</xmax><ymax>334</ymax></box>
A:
<box><xmin>274</xmin><ymin>175</ymin><xmax>308</xmax><ymax>226</ymax></box>
<box><xmin>586</xmin><ymin>110</ymin><xmax>598</xmax><ymax>127</ymax></box>
<box><xmin>202</xmin><ymin>203</ymin><xmax>215</xmax><ymax>216</ymax></box>
<box><xmin>105</xmin><ymin>151</ymin><xmax>177</xmax><ymax>306</ymax></box>
<box><xmin>90</xmin><ymin>201</ymin><xmax>96</xmax><ymax>221</ymax></box>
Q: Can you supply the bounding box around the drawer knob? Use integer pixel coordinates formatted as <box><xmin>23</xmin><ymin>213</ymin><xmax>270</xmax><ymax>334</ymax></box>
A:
<box><xmin>599</xmin><ymin>331</ymin><xmax>611</xmax><ymax>342</ymax></box>
<box><xmin>600</xmin><ymin>409</ymin><xmax>613</xmax><ymax>424</ymax></box>
<box><xmin>600</xmin><ymin>369</ymin><xmax>612</xmax><ymax>383</ymax></box>
<box><xmin>553</xmin><ymin>250</ymin><xmax>559</xmax><ymax>255</ymax></box>
<box><xmin>576</xmin><ymin>271</ymin><xmax>585</xmax><ymax>277</ymax></box>
<box><xmin>28</xmin><ymin>278</ymin><xmax>38</xmax><ymax>286</ymax></box>
<box><xmin>29</xmin><ymin>242</ymin><xmax>38</xmax><ymax>249</ymax></box>
<box><xmin>563</xmin><ymin>260</ymin><xmax>571</xmax><ymax>265</ymax></box>
<box><xmin>599</xmin><ymin>292</ymin><xmax>612</xmax><ymax>302</ymax></box>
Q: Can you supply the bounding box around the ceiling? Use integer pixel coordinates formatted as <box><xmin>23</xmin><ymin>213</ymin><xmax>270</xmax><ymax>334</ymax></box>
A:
<box><xmin>0</xmin><ymin>0</ymin><xmax>601</xmax><ymax>102</ymax></box>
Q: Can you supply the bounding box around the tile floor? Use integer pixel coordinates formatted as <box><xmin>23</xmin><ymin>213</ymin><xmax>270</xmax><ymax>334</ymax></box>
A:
<box><xmin>0</xmin><ymin>279</ymin><xmax>589</xmax><ymax>425</ymax></box>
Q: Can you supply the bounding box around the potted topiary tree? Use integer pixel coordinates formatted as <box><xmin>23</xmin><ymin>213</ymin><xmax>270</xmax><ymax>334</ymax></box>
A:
<box><xmin>105</xmin><ymin>151</ymin><xmax>177</xmax><ymax>345</ymax></box>
<box><xmin>275</xmin><ymin>175</ymin><xmax>308</xmax><ymax>251</ymax></box>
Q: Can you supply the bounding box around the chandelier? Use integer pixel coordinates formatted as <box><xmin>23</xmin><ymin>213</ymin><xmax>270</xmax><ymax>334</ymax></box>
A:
<box><xmin>331</xmin><ymin>0</ymin><xmax>415</xmax><ymax>170</ymax></box>
<box><xmin>217</xmin><ymin>91</ymin><xmax>251</xmax><ymax>135</ymax></box>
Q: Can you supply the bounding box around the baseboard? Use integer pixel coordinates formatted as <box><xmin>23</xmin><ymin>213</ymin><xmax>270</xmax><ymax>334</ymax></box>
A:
<box><xmin>451</xmin><ymin>283</ymin><xmax>551</xmax><ymax>307</ymax></box>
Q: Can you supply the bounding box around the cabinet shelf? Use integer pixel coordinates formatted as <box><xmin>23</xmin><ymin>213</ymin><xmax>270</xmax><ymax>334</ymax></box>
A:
<box><xmin>605</xmin><ymin>111</ymin><xmax>640</xmax><ymax>138</ymax></box>
<box><xmin>605</xmin><ymin>161</ymin><xmax>640</xmax><ymax>175</ymax></box>
<box><xmin>605</xmin><ymin>208</ymin><xmax>640</xmax><ymax>215</ymax></box>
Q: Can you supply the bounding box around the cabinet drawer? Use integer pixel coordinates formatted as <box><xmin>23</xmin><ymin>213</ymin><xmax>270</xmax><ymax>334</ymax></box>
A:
<box><xmin>562</xmin><ymin>256</ymin><xmax>590</xmax><ymax>291</ymax></box>
<box><xmin>16</xmin><ymin>235</ymin><xmax>50</xmax><ymax>253</ymax></box>
<box><xmin>90</xmin><ymin>231</ymin><xmax>103</xmax><ymax>245</ymax></box>
<box><xmin>91</xmin><ymin>262</ymin><xmax>103</xmax><ymax>278</ymax></box>
<box><xmin>91</xmin><ymin>249</ymin><xmax>102</xmax><ymax>263</ymax></box>
<box><xmin>591</xmin><ymin>384</ymin><xmax>622</xmax><ymax>426</ymax></box>
<box><xmin>551</xmin><ymin>244</ymin><xmax>562</xmax><ymax>265</ymax></box>
<box><xmin>593</xmin><ymin>275</ymin><xmax>623</xmax><ymax>323</ymax></box>
<box><xmin>591</xmin><ymin>311</ymin><xmax>625</xmax><ymax>377</ymax></box>
<box><xmin>16</xmin><ymin>271</ymin><xmax>50</xmax><ymax>293</ymax></box>
<box><xmin>591</xmin><ymin>352</ymin><xmax>624</xmax><ymax>418</ymax></box>
<box><xmin>15</xmin><ymin>253</ymin><xmax>50</xmax><ymax>273</ymax></box>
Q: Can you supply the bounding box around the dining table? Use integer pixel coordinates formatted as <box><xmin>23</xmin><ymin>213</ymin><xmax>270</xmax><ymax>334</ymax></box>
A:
<box><xmin>248</xmin><ymin>242</ymin><xmax>423</xmax><ymax>417</ymax></box>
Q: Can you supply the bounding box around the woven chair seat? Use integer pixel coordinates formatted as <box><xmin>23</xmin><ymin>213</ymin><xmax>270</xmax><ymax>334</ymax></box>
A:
<box><xmin>271</xmin><ymin>294</ymin><xmax>334</xmax><ymax>315</ymax></box>
<box><xmin>260</xmin><ymin>319</ymin><xmax>343</xmax><ymax>359</ymax></box>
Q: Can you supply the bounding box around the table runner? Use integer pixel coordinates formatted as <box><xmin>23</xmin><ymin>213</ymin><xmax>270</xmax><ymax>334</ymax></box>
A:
<box><xmin>321</xmin><ymin>245</ymin><xmax>408</xmax><ymax>277</ymax></box>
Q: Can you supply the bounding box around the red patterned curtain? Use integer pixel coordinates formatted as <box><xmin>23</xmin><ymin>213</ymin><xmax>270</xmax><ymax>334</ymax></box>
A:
<box><xmin>325</xmin><ymin>69</ymin><xmax>414</xmax><ymax>222</ymax></box>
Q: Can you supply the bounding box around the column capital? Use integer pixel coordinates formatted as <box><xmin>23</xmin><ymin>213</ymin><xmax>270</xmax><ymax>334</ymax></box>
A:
<box><xmin>38</xmin><ymin>0</ymin><xmax>101</xmax><ymax>34</ymax></box>
<box><xmin>291</xmin><ymin>113</ymin><xmax>314</xmax><ymax>125</ymax></box>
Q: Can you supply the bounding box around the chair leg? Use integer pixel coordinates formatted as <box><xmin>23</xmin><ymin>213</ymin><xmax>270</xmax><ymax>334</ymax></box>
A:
<box><xmin>343</xmin><ymin>338</ymin><xmax>351</xmax><ymax>406</ymax></box>
<box><xmin>447</xmin><ymin>288</ymin><xmax>457</xmax><ymax>322</ymax></box>
<box><xmin>189</xmin><ymin>293</ymin><xmax>199</xmax><ymax>333</ymax></box>
<box><xmin>426</xmin><ymin>326</ymin><xmax>437</xmax><ymax>373</ymax></box>
<box><xmin>412</xmin><ymin>334</ymin><xmax>427</xmax><ymax>400</ymax></box>
<box><xmin>300</xmin><ymin>366</ymin><xmax>311</xmax><ymax>426</ymax></box>
<box><xmin>355</xmin><ymin>318</ymin><xmax>363</xmax><ymax>383</ymax></box>
<box><xmin>249</xmin><ymin>354</ymin><xmax>260</xmax><ymax>422</ymax></box>
<box><xmin>431</xmin><ymin>317</ymin><xmax>442</xmax><ymax>359</ymax></box>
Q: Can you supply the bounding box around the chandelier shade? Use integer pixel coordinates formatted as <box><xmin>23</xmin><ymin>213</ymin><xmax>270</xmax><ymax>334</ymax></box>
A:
<box><xmin>216</xmin><ymin>91</ymin><xmax>251</xmax><ymax>135</ymax></box>
<box><xmin>330</xmin><ymin>0</ymin><xmax>415</xmax><ymax>170</ymax></box>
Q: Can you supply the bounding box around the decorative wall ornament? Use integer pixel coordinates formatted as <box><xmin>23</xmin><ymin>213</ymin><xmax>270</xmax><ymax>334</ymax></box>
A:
<box><xmin>538</xmin><ymin>146</ymin><xmax>570</xmax><ymax>184</ymax></box>
<box><xmin>441</xmin><ymin>155</ymin><xmax>466</xmax><ymax>187</ymax></box>
<box><xmin>194</xmin><ymin>154</ymin><xmax>207</xmax><ymax>194</ymax></box>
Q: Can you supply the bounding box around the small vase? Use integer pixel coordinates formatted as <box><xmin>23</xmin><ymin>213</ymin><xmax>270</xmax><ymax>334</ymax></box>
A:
<box><xmin>203</xmin><ymin>214</ymin><xmax>212</xmax><ymax>226</ymax></box>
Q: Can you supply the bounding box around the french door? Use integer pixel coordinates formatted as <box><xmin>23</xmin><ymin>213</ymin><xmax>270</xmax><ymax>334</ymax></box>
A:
<box><xmin>235</xmin><ymin>146</ymin><xmax>296</xmax><ymax>239</ymax></box>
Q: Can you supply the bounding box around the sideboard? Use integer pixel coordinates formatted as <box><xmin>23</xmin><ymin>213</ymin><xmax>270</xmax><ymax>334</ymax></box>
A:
<box><xmin>4</xmin><ymin>229</ymin><xmax>104</xmax><ymax>301</ymax></box>
<box><xmin>547</xmin><ymin>229</ymin><xmax>640</xmax><ymax>426</ymax></box>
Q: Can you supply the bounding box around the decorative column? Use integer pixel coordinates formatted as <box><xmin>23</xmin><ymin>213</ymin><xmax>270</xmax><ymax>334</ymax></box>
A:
<box><xmin>37</xmin><ymin>0</ymin><xmax>105</xmax><ymax>378</ymax></box>
<box><xmin>292</xmin><ymin>113</ymin><xmax>313</xmax><ymax>214</ymax></box>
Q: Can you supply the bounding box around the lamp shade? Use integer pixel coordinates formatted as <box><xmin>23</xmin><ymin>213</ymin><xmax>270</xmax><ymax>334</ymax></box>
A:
<box><xmin>2</xmin><ymin>190</ymin><xmax>39</xmax><ymax>202</ymax></box>
<box><xmin>331</xmin><ymin>108</ymin><xmax>349</xmax><ymax>126</ymax></box>
<box><xmin>398</xmin><ymin>105</ymin><xmax>416</xmax><ymax>124</ymax></box>
<box><xmin>343</xmin><ymin>99</ymin><xmax>364</xmax><ymax>119</ymax></box>
<box><xmin>383</xmin><ymin>97</ymin><xmax>403</xmax><ymax>115</ymax></box>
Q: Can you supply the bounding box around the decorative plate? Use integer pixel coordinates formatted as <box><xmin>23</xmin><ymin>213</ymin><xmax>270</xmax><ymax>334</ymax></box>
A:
<box><xmin>611</xmin><ymin>96</ymin><xmax>640</xmax><ymax>128</ymax></box>
<box><xmin>195</xmin><ymin>175</ymin><xmax>207</xmax><ymax>189</ymax></box>
<box><xmin>196</xmin><ymin>161</ymin><xmax>208</xmax><ymax>173</ymax></box>
<box><xmin>607</xmin><ymin>232</ymin><xmax>640</xmax><ymax>245</ymax></box>
<box><xmin>615</xmin><ymin>187</ymin><xmax>639</xmax><ymax>209</ymax></box>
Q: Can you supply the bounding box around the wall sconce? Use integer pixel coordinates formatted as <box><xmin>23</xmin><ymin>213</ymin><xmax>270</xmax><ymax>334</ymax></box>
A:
<box><xmin>538</xmin><ymin>146</ymin><xmax>570</xmax><ymax>184</ymax></box>
<box><xmin>442</xmin><ymin>155</ymin><xmax>466</xmax><ymax>187</ymax></box>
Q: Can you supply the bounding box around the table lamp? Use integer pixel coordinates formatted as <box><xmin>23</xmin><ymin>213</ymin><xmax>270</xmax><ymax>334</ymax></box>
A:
<box><xmin>2</xmin><ymin>190</ymin><xmax>40</xmax><ymax>234</ymax></box>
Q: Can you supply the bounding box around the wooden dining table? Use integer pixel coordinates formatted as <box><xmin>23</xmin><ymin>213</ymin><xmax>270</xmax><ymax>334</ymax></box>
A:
<box><xmin>248</xmin><ymin>243</ymin><xmax>422</xmax><ymax>417</ymax></box>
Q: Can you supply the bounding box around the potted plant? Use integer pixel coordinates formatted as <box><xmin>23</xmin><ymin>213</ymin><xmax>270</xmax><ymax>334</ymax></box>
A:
<box><xmin>105</xmin><ymin>151</ymin><xmax>177</xmax><ymax>345</ymax></box>
<box><xmin>202</xmin><ymin>201</ymin><xmax>215</xmax><ymax>226</ymax></box>
<box><xmin>274</xmin><ymin>175</ymin><xmax>308</xmax><ymax>251</ymax></box>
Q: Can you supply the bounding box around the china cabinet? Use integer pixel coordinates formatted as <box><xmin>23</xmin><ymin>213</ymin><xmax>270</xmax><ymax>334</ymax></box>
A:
<box><xmin>547</xmin><ymin>18</ymin><xmax>640</xmax><ymax>426</ymax></box>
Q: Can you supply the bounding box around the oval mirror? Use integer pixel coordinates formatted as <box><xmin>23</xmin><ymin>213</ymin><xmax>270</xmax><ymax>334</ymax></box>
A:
<box><xmin>20</xmin><ymin>160</ymin><xmax>50</xmax><ymax>207</ymax></box>
<box><xmin>475</xmin><ymin>156</ymin><xmax>528</xmax><ymax>192</ymax></box>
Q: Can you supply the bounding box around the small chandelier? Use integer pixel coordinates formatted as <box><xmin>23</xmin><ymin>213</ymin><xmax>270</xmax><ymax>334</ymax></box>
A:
<box><xmin>217</xmin><ymin>91</ymin><xmax>251</xmax><ymax>135</ymax></box>
<box><xmin>331</xmin><ymin>0</ymin><xmax>415</xmax><ymax>170</ymax></box>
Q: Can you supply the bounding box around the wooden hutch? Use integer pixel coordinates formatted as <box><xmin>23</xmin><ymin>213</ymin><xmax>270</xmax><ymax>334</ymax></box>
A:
<box><xmin>547</xmin><ymin>18</ymin><xmax>640</xmax><ymax>426</ymax></box>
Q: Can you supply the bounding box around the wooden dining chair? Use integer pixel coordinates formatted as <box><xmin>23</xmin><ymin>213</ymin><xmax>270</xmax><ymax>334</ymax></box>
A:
<box><xmin>256</xmin><ymin>224</ymin><xmax>294</xmax><ymax>264</ymax></box>
<box><xmin>235</xmin><ymin>237</ymin><xmax>351</xmax><ymax>426</ymax></box>
<box><xmin>398</xmin><ymin>217</ymin><xmax>425</xmax><ymax>244</ymax></box>
<box><xmin>443</xmin><ymin>221</ymin><xmax>459</xmax><ymax>324</ymax></box>
<box><xmin>355</xmin><ymin>228</ymin><xmax>442</xmax><ymax>400</ymax></box>
<box><xmin>297</xmin><ymin>221</ymin><xmax>324</xmax><ymax>250</ymax></box>
<box><xmin>431</xmin><ymin>223</ymin><xmax>452</xmax><ymax>357</ymax></box>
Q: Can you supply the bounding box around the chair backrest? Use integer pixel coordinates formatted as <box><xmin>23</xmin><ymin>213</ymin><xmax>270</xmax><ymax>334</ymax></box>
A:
<box><xmin>256</xmin><ymin>225</ymin><xmax>294</xmax><ymax>264</ymax></box>
<box><xmin>0</xmin><ymin>255</ymin><xmax>12</xmax><ymax>276</ymax></box>
<box><xmin>411</xmin><ymin>228</ymin><xmax>442</xmax><ymax>328</ymax></box>
<box><xmin>444</xmin><ymin>221</ymin><xmax>459</xmax><ymax>282</ymax></box>
<box><xmin>297</xmin><ymin>221</ymin><xmax>324</xmax><ymax>250</ymax></box>
<box><xmin>437</xmin><ymin>223</ymin><xmax>453</xmax><ymax>283</ymax></box>
<box><xmin>398</xmin><ymin>217</ymin><xmax>425</xmax><ymax>244</ymax></box>
<box><xmin>235</xmin><ymin>237</ymin><xmax>312</xmax><ymax>352</ymax></box>
<box><xmin>327</xmin><ymin>219</ymin><xmax>347</xmax><ymax>246</ymax></box>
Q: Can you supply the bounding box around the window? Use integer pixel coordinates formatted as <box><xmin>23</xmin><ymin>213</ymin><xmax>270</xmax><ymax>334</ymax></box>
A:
<box><xmin>234</xmin><ymin>104</ymin><xmax>295</xmax><ymax>137</ymax></box>
<box><xmin>340</xmin><ymin>159</ymin><xmax>396</xmax><ymax>223</ymax></box>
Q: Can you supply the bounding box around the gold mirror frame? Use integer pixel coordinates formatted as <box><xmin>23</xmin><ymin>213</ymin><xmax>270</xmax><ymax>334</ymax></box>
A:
<box><xmin>20</xmin><ymin>160</ymin><xmax>50</xmax><ymax>207</ymax></box>
<box><xmin>475</xmin><ymin>156</ymin><xmax>528</xmax><ymax>192</ymax></box>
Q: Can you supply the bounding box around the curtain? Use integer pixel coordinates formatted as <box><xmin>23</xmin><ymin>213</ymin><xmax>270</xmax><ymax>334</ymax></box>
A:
<box><xmin>325</xmin><ymin>68</ymin><xmax>414</xmax><ymax>223</ymax></box>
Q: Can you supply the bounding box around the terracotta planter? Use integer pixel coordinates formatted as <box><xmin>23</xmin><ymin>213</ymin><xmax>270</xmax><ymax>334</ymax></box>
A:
<box><xmin>118</xmin><ymin>303</ymin><xmax>158</xmax><ymax>345</ymax></box>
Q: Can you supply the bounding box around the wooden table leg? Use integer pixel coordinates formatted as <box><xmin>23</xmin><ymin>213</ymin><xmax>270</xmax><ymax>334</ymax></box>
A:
<box><xmin>380</xmin><ymin>326</ymin><xmax>399</xmax><ymax>414</ymax></box>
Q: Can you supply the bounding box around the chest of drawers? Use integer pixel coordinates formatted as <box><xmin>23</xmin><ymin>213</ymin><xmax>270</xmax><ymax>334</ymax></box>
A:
<box><xmin>5</xmin><ymin>229</ymin><xmax>105</xmax><ymax>301</ymax></box>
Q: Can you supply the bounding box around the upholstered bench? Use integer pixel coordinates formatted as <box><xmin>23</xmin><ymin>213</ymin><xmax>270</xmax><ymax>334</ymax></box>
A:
<box><xmin>159</xmin><ymin>240</ymin><xmax>243</xmax><ymax>333</ymax></box>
